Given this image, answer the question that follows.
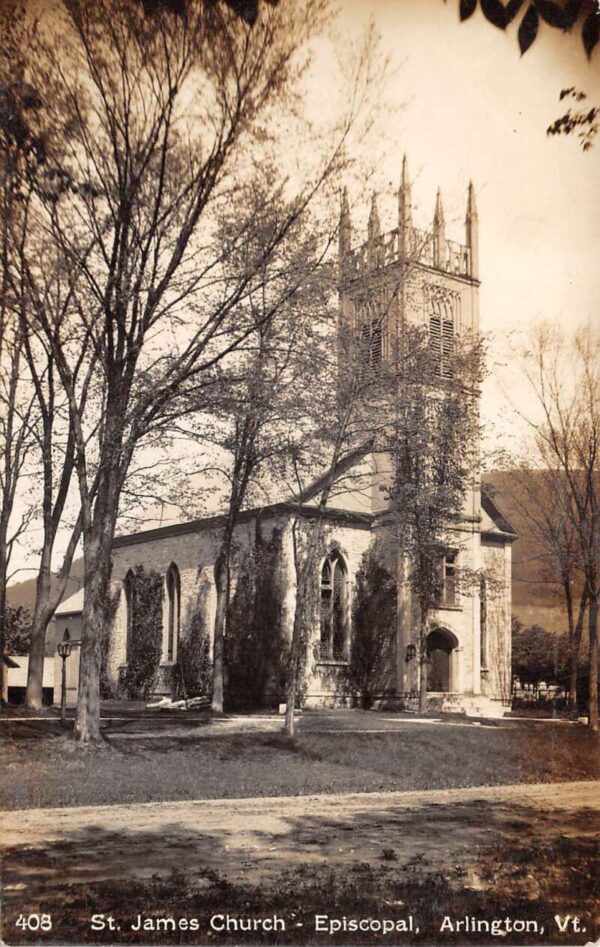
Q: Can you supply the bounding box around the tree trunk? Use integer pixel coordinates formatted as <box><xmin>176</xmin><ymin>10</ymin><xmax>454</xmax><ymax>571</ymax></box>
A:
<box><xmin>74</xmin><ymin>529</ymin><xmax>114</xmax><ymax>742</ymax></box>
<box><xmin>568</xmin><ymin>616</ymin><xmax>584</xmax><ymax>718</ymax></box>
<box><xmin>0</xmin><ymin>511</ymin><xmax>11</xmax><ymax>703</ymax></box>
<box><xmin>588</xmin><ymin>597</ymin><xmax>598</xmax><ymax>731</ymax></box>
<box><xmin>418</xmin><ymin>615</ymin><xmax>428</xmax><ymax>715</ymax></box>
<box><xmin>284</xmin><ymin>564</ymin><xmax>312</xmax><ymax>740</ymax></box>
<box><xmin>212</xmin><ymin>553</ymin><xmax>228</xmax><ymax>714</ymax></box>
<box><xmin>284</xmin><ymin>659</ymin><xmax>297</xmax><ymax>739</ymax></box>
<box><xmin>418</xmin><ymin>654</ymin><xmax>428</xmax><ymax>714</ymax></box>
<box><xmin>564</xmin><ymin>583</ymin><xmax>586</xmax><ymax>717</ymax></box>
<box><xmin>569</xmin><ymin>649</ymin><xmax>578</xmax><ymax>716</ymax></box>
<box><xmin>24</xmin><ymin>558</ymin><xmax>53</xmax><ymax>711</ymax></box>
<box><xmin>0</xmin><ymin>567</ymin><xmax>6</xmax><ymax>704</ymax></box>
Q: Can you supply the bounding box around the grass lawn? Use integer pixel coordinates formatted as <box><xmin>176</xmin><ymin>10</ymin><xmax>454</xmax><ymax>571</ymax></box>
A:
<box><xmin>1</xmin><ymin>712</ymin><xmax>598</xmax><ymax>810</ymax></box>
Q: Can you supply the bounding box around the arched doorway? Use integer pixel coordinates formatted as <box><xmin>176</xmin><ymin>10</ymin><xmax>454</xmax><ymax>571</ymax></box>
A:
<box><xmin>427</xmin><ymin>628</ymin><xmax>458</xmax><ymax>692</ymax></box>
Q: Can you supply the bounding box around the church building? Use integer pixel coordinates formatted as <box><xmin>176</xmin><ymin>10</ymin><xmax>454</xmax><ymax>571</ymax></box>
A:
<box><xmin>54</xmin><ymin>159</ymin><xmax>516</xmax><ymax>716</ymax></box>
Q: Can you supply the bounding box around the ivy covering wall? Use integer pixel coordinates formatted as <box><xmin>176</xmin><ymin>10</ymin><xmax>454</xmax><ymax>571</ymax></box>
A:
<box><xmin>177</xmin><ymin>590</ymin><xmax>213</xmax><ymax>700</ymax></box>
<box><xmin>225</xmin><ymin>527</ymin><xmax>287</xmax><ymax>711</ymax></box>
<box><xmin>120</xmin><ymin>565</ymin><xmax>163</xmax><ymax>699</ymax></box>
<box><xmin>349</xmin><ymin>546</ymin><xmax>397</xmax><ymax>708</ymax></box>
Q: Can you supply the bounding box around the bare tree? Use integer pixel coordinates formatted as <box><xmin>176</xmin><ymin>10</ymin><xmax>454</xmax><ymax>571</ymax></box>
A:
<box><xmin>519</xmin><ymin>323</ymin><xmax>600</xmax><ymax>729</ymax></box>
<box><xmin>0</xmin><ymin>5</ymin><xmax>99</xmax><ymax>709</ymax></box>
<box><xmin>0</xmin><ymin>317</ymin><xmax>36</xmax><ymax>699</ymax></box>
<box><xmin>20</xmin><ymin>0</ymin><xmax>369</xmax><ymax>741</ymax></box>
<box><xmin>281</xmin><ymin>244</ymin><xmax>402</xmax><ymax>737</ymax></box>
<box><xmin>283</xmin><ymin>401</ymin><xmax>375</xmax><ymax>737</ymax></box>
<box><xmin>188</xmin><ymin>178</ymin><xmax>337</xmax><ymax>713</ymax></box>
<box><xmin>0</xmin><ymin>4</ymin><xmax>42</xmax><ymax>698</ymax></box>
<box><xmin>20</xmin><ymin>253</ymin><xmax>95</xmax><ymax>710</ymax></box>
<box><xmin>505</xmin><ymin>465</ymin><xmax>588</xmax><ymax>713</ymax></box>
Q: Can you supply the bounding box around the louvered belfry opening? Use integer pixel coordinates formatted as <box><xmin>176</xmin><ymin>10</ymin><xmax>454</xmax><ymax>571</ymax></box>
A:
<box><xmin>428</xmin><ymin>291</ymin><xmax>456</xmax><ymax>379</ymax></box>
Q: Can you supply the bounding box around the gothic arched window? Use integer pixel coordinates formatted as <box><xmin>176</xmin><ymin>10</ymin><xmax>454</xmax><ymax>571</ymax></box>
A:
<box><xmin>320</xmin><ymin>551</ymin><xmax>349</xmax><ymax>661</ymax></box>
<box><xmin>166</xmin><ymin>563</ymin><xmax>181</xmax><ymax>663</ymax></box>
<box><xmin>480</xmin><ymin>575</ymin><xmax>488</xmax><ymax>670</ymax></box>
<box><xmin>124</xmin><ymin>570</ymin><xmax>134</xmax><ymax>661</ymax></box>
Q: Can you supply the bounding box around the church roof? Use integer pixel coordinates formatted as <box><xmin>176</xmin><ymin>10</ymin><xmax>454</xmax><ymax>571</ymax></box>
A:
<box><xmin>480</xmin><ymin>484</ymin><xmax>518</xmax><ymax>540</ymax></box>
<box><xmin>55</xmin><ymin>588</ymin><xmax>85</xmax><ymax>616</ymax></box>
<box><xmin>112</xmin><ymin>501</ymin><xmax>374</xmax><ymax>549</ymax></box>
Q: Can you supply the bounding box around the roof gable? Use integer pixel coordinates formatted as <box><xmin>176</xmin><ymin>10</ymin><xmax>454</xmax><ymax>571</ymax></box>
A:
<box><xmin>481</xmin><ymin>484</ymin><xmax>518</xmax><ymax>538</ymax></box>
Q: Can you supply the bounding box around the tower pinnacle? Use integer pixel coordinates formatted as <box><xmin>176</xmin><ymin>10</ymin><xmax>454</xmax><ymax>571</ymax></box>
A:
<box><xmin>368</xmin><ymin>191</ymin><xmax>381</xmax><ymax>242</ymax></box>
<box><xmin>399</xmin><ymin>154</ymin><xmax>413</xmax><ymax>251</ymax></box>
<box><xmin>466</xmin><ymin>180</ymin><xmax>478</xmax><ymax>221</ymax></box>
<box><xmin>465</xmin><ymin>181</ymin><xmax>479</xmax><ymax>279</ymax></box>
<box><xmin>339</xmin><ymin>187</ymin><xmax>352</xmax><ymax>263</ymax></box>
<box><xmin>433</xmin><ymin>187</ymin><xmax>446</xmax><ymax>267</ymax></box>
<box><xmin>433</xmin><ymin>187</ymin><xmax>445</xmax><ymax>228</ymax></box>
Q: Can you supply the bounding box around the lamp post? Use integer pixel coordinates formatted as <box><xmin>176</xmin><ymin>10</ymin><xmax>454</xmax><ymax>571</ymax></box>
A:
<box><xmin>57</xmin><ymin>631</ymin><xmax>72</xmax><ymax>726</ymax></box>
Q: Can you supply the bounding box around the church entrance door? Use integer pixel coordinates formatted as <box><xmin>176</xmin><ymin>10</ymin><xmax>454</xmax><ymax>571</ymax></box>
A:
<box><xmin>426</xmin><ymin>628</ymin><xmax>456</xmax><ymax>692</ymax></box>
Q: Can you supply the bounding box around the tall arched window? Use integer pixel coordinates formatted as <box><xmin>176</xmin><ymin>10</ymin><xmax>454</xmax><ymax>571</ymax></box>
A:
<box><xmin>124</xmin><ymin>570</ymin><xmax>134</xmax><ymax>661</ymax></box>
<box><xmin>320</xmin><ymin>551</ymin><xmax>349</xmax><ymax>661</ymax></box>
<box><xmin>480</xmin><ymin>575</ymin><xmax>488</xmax><ymax>671</ymax></box>
<box><xmin>166</xmin><ymin>564</ymin><xmax>181</xmax><ymax>663</ymax></box>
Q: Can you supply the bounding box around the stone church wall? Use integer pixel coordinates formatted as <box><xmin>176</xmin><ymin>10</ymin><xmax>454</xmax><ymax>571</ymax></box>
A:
<box><xmin>101</xmin><ymin>502</ymin><xmax>511</xmax><ymax>709</ymax></box>
<box><xmin>105</xmin><ymin>511</ymin><xmax>373</xmax><ymax>704</ymax></box>
<box><xmin>107</xmin><ymin>514</ymin><xmax>288</xmax><ymax>690</ymax></box>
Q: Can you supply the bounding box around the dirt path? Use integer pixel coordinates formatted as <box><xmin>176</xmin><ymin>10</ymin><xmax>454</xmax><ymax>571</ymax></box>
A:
<box><xmin>2</xmin><ymin>781</ymin><xmax>599</xmax><ymax>892</ymax></box>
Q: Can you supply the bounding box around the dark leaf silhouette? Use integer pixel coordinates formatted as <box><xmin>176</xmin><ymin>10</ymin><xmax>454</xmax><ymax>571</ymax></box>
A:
<box><xmin>505</xmin><ymin>0</ymin><xmax>525</xmax><ymax>22</ymax></box>
<box><xmin>536</xmin><ymin>0</ymin><xmax>565</xmax><ymax>27</ymax></box>
<box><xmin>142</xmin><ymin>0</ymin><xmax>187</xmax><ymax>14</ymax></box>
<box><xmin>455</xmin><ymin>0</ymin><xmax>600</xmax><ymax>54</ymax></box>
<box><xmin>460</xmin><ymin>0</ymin><xmax>478</xmax><ymax>19</ymax></box>
<box><xmin>480</xmin><ymin>0</ymin><xmax>508</xmax><ymax>28</ymax></box>
<box><xmin>224</xmin><ymin>0</ymin><xmax>259</xmax><ymax>23</ymax></box>
<box><xmin>518</xmin><ymin>4</ymin><xmax>539</xmax><ymax>53</ymax></box>
<box><xmin>562</xmin><ymin>0</ymin><xmax>582</xmax><ymax>28</ymax></box>
<box><xmin>582</xmin><ymin>11</ymin><xmax>599</xmax><ymax>56</ymax></box>
<box><xmin>559</xmin><ymin>87</ymin><xmax>587</xmax><ymax>101</ymax></box>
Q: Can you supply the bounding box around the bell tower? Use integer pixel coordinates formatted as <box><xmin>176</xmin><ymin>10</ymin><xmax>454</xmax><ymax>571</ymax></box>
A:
<box><xmin>338</xmin><ymin>159</ymin><xmax>486</xmax><ymax>706</ymax></box>
<box><xmin>338</xmin><ymin>160</ymin><xmax>481</xmax><ymax>512</ymax></box>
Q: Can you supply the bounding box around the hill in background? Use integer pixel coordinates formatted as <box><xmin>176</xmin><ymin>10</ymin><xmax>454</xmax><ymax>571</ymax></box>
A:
<box><xmin>484</xmin><ymin>471</ymin><xmax>566</xmax><ymax>634</ymax></box>
<box><xmin>7</xmin><ymin>562</ymin><xmax>83</xmax><ymax>611</ymax></box>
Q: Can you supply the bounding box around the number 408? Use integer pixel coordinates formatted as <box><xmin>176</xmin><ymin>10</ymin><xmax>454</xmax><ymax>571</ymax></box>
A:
<box><xmin>16</xmin><ymin>915</ymin><xmax>52</xmax><ymax>932</ymax></box>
